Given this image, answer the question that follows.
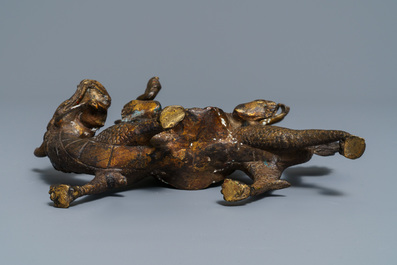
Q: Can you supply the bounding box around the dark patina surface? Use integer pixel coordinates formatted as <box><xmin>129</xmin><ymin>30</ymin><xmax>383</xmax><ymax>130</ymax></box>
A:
<box><xmin>35</xmin><ymin>77</ymin><xmax>366</xmax><ymax>208</ymax></box>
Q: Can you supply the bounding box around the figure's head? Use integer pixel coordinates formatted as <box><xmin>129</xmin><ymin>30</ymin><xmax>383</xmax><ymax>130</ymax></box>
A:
<box><xmin>78</xmin><ymin>79</ymin><xmax>110</xmax><ymax>111</ymax></box>
<box><xmin>233</xmin><ymin>99</ymin><xmax>289</xmax><ymax>125</ymax></box>
<box><xmin>51</xmin><ymin>79</ymin><xmax>111</xmax><ymax>128</ymax></box>
<box><xmin>34</xmin><ymin>79</ymin><xmax>111</xmax><ymax>157</ymax></box>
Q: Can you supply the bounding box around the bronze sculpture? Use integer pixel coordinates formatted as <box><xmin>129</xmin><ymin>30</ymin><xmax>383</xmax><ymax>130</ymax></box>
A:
<box><xmin>35</xmin><ymin>77</ymin><xmax>365</xmax><ymax>208</ymax></box>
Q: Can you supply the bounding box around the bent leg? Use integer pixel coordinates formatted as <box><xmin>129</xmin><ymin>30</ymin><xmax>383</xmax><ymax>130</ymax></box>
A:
<box><xmin>49</xmin><ymin>171</ymin><xmax>137</xmax><ymax>208</ymax></box>
<box><xmin>221</xmin><ymin>161</ymin><xmax>290</xmax><ymax>202</ymax></box>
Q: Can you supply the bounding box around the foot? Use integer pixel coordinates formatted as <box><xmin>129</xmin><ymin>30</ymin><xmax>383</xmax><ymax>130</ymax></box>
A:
<box><xmin>221</xmin><ymin>179</ymin><xmax>251</xmax><ymax>202</ymax></box>
<box><xmin>250</xmin><ymin>179</ymin><xmax>291</xmax><ymax>196</ymax></box>
<box><xmin>49</xmin><ymin>184</ymin><xmax>79</xmax><ymax>208</ymax></box>
<box><xmin>340</xmin><ymin>136</ymin><xmax>366</xmax><ymax>159</ymax></box>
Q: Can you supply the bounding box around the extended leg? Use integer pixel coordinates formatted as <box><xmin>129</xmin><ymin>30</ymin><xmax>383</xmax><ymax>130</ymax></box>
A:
<box><xmin>49</xmin><ymin>170</ymin><xmax>132</xmax><ymax>208</ymax></box>
<box><xmin>221</xmin><ymin>161</ymin><xmax>290</xmax><ymax>202</ymax></box>
<box><xmin>236</xmin><ymin>125</ymin><xmax>365</xmax><ymax>159</ymax></box>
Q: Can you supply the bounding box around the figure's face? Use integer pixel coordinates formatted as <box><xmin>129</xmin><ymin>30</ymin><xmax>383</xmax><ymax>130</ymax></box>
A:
<box><xmin>233</xmin><ymin>100</ymin><xmax>289</xmax><ymax>125</ymax></box>
<box><xmin>75</xmin><ymin>80</ymin><xmax>111</xmax><ymax>129</ymax></box>
<box><xmin>81</xmin><ymin>80</ymin><xmax>111</xmax><ymax>110</ymax></box>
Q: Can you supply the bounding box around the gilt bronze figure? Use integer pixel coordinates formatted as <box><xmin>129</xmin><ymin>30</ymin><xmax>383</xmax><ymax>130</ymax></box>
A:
<box><xmin>35</xmin><ymin>77</ymin><xmax>365</xmax><ymax>208</ymax></box>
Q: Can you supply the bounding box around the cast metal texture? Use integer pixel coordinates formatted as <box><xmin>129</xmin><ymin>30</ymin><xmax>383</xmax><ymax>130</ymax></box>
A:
<box><xmin>34</xmin><ymin>77</ymin><xmax>365</xmax><ymax>208</ymax></box>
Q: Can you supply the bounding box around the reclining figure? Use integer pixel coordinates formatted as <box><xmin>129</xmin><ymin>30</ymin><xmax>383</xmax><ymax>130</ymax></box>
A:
<box><xmin>35</xmin><ymin>77</ymin><xmax>365</xmax><ymax>208</ymax></box>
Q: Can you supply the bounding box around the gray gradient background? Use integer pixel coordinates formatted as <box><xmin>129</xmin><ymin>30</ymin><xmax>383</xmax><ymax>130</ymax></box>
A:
<box><xmin>1</xmin><ymin>1</ymin><xmax>396</xmax><ymax>264</ymax></box>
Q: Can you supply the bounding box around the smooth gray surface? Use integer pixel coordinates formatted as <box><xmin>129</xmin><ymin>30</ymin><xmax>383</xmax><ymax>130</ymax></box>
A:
<box><xmin>1</xmin><ymin>1</ymin><xmax>396</xmax><ymax>264</ymax></box>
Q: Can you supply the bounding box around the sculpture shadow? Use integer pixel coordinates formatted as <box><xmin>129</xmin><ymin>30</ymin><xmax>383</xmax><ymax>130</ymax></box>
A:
<box><xmin>283</xmin><ymin>166</ymin><xmax>344</xmax><ymax>196</ymax></box>
<box><xmin>33</xmin><ymin>165</ymin><xmax>343</xmax><ymax>207</ymax></box>
<box><xmin>218</xmin><ymin>166</ymin><xmax>343</xmax><ymax>207</ymax></box>
<box><xmin>33</xmin><ymin>167</ymin><xmax>90</xmax><ymax>186</ymax></box>
<box><xmin>32</xmin><ymin>167</ymin><xmax>169</xmax><ymax>207</ymax></box>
